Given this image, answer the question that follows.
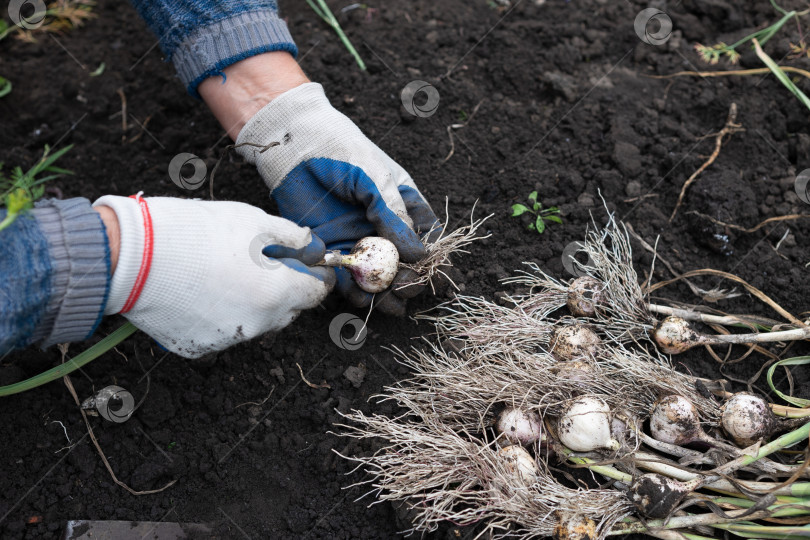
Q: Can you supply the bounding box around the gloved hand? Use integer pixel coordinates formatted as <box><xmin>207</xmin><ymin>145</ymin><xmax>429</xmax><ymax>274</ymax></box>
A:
<box><xmin>92</xmin><ymin>195</ymin><xmax>335</xmax><ymax>358</ymax></box>
<box><xmin>235</xmin><ymin>82</ymin><xmax>439</xmax><ymax>316</ymax></box>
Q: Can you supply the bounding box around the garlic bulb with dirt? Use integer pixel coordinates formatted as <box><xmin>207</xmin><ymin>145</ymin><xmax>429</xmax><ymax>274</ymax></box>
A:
<box><xmin>550</xmin><ymin>325</ymin><xmax>601</xmax><ymax>362</ymax></box>
<box><xmin>653</xmin><ymin>316</ymin><xmax>704</xmax><ymax>355</ymax></box>
<box><xmin>552</xmin><ymin>511</ymin><xmax>598</xmax><ymax>540</ymax></box>
<box><xmin>320</xmin><ymin>236</ymin><xmax>399</xmax><ymax>293</ymax></box>
<box><xmin>557</xmin><ymin>396</ymin><xmax>620</xmax><ymax>452</ymax></box>
<box><xmin>498</xmin><ymin>445</ymin><xmax>539</xmax><ymax>485</ymax></box>
<box><xmin>497</xmin><ymin>406</ymin><xmax>544</xmax><ymax>446</ymax></box>
<box><xmin>629</xmin><ymin>473</ymin><xmax>703</xmax><ymax>518</ymax></box>
<box><xmin>653</xmin><ymin>315</ymin><xmax>810</xmax><ymax>355</ymax></box>
<box><xmin>649</xmin><ymin>395</ymin><xmax>712</xmax><ymax>447</ymax></box>
<box><xmin>566</xmin><ymin>276</ymin><xmax>605</xmax><ymax>317</ymax></box>
<box><xmin>721</xmin><ymin>392</ymin><xmax>775</xmax><ymax>447</ymax></box>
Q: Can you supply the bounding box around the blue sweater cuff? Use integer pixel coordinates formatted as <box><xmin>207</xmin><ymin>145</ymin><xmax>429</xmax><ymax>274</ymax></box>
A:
<box><xmin>0</xmin><ymin>198</ymin><xmax>110</xmax><ymax>354</ymax></box>
<box><xmin>128</xmin><ymin>1</ymin><xmax>297</xmax><ymax>98</ymax></box>
<box><xmin>176</xmin><ymin>10</ymin><xmax>297</xmax><ymax>99</ymax></box>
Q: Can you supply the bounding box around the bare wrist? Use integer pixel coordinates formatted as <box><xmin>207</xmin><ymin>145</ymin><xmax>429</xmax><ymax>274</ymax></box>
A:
<box><xmin>199</xmin><ymin>52</ymin><xmax>310</xmax><ymax>140</ymax></box>
<box><xmin>95</xmin><ymin>205</ymin><xmax>120</xmax><ymax>275</ymax></box>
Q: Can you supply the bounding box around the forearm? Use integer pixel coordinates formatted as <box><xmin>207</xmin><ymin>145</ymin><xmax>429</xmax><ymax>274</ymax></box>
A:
<box><xmin>128</xmin><ymin>0</ymin><xmax>297</xmax><ymax>98</ymax></box>
<box><xmin>199</xmin><ymin>52</ymin><xmax>309</xmax><ymax>140</ymax></box>
<box><xmin>0</xmin><ymin>198</ymin><xmax>111</xmax><ymax>353</ymax></box>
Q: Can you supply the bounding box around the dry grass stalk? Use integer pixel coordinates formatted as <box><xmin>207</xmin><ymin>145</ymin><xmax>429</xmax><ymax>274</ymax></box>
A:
<box><xmin>10</xmin><ymin>1</ymin><xmax>96</xmax><ymax>42</ymax></box>
<box><xmin>669</xmin><ymin>103</ymin><xmax>744</xmax><ymax>222</ymax></box>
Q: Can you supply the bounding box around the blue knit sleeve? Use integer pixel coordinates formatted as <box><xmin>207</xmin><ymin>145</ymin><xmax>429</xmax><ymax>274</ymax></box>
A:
<box><xmin>0</xmin><ymin>198</ymin><xmax>111</xmax><ymax>354</ymax></box>
<box><xmin>0</xmin><ymin>211</ymin><xmax>52</xmax><ymax>352</ymax></box>
<box><xmin>129</xmin><ymin>0</ymin><xmax>298</xmax><ymax>99</ymax></box>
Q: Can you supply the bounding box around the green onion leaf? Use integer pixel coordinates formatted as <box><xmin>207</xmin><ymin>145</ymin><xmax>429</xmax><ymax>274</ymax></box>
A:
<box><xmin>767</xmin><ymin>356</ymin><xmax>810</xmax><ymax>407</ymax></box>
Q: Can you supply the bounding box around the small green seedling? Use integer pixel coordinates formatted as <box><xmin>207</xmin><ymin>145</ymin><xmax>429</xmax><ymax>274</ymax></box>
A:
<box><xmin>0</xmin><ymin>76</ymin><xmax>10</xmax><ymax>98</ymax></box>
<box><xmin>693</xmin><ymin>0</ymin><xmax>810</xmax><ymax>111</ymax></box>
<box><xmin>0</xmin><ymin>145</ymin><xmax>73</xmax><ymax>232</ymax></box>
<box><xmin>693</xmin><ymin>1</ymin><xmax>800</xmax><ymax>64</ymax></box>
<box><xmin>511</xmin><ymin>191</ymin><xmax>562</xmax><ymax>234</ymax></box>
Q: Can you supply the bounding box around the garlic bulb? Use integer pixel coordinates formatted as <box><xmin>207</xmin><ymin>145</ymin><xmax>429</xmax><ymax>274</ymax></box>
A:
<box><xmin>321</xmin><ymin>237</ymin><xmax>399</xmax><ymax>293</ymax></box>
<box><xmin>552</xmin><ymin>511</ymin><xmax>598</xmax><ymax>540</ymax></box>
<box><xmin>649</xmin><ymin>395</ymin><xmax>708</xmax><ymax>446</ymax></box>
<box><xmin>653</xmin><ymin>316</ymin><xmax>703</xmax><ymax>355</ymax></box>
<box><xmin>498</xmin><ymin>445</ymin><xmax>539</xmax><ymax>485</ymax></box>
<box><xmin>553</xmin><ymin>360</ymin><xmax>593</xmax><ymax>383</ymax></box>
<box><xmin>557</xmin><ymin>397</ymin><xmax>619</xmax><ymax>452</ymax></box>
<box><xmin>497</xmin><ymin>407</ymin><xmax>544</xmax><ymax>446</ymax></box>
<box><xmin>566</xmin><ymin>276</ymin><xmax>605</xmax><ymax>317</ymax></box>
<box><xmin>549</xmin><ymin>325</ymin><xmax>601</xmax><ymax>362</ymax></box>
<box><xmin>629</xmin><ymin>473</ymin><xmax>702</xmax><ymax>518</ymax></box>
<box><xmin>721</xmin><ymin>392</ymin><xmax>775</xmax><ymax>447</ymax></box>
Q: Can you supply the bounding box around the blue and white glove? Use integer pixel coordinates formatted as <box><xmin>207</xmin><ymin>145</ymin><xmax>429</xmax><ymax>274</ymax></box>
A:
<box><xmin>235</xmin><ymin>83</ymin><xmax>439</xmax><ymax>315</ymax></box>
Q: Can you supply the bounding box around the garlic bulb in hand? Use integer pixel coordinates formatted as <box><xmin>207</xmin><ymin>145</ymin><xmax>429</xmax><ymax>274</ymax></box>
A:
<box><xmin>320</xmin><ymin>237</ymin><xmax>399</xmax><ymax>293</ymax></box>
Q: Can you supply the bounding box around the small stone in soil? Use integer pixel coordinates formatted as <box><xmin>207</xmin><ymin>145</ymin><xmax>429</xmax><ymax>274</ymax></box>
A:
<box><xmin>343</xmin><ymin>364</ymin><xmax>367</xmax><ymax>388</ymax></box>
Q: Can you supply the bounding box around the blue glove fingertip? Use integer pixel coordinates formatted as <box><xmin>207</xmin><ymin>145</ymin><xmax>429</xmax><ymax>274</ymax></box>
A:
<box><xmin>262</xmin><ymin>234</ymin><xmax>326</xmax><ymax>265</ymax></box>
<box><xmin>334</xmin><ymin>267</ymin><xmax>373</xmax><ymax>307</ymax></box>
<box><xmin>279</xmin><ymin>258</ymin><xmax>336</xmax><ymax>288</ymax></box>
<box><xmin>399</xmin><ymin>186</ymin><xmax>439</xmax><ymax>230</ymax></box>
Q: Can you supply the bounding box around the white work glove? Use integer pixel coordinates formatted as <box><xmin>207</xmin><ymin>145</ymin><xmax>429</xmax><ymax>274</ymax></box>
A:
<box><xmin>93</xmin><ymin>195</ymin><xmax>335</xmax><ymax>358</ymax></box>
<box><xmin>235</xmin><ymin>82</ymin><xmax>440</xmax><ymax>316</ymax></box>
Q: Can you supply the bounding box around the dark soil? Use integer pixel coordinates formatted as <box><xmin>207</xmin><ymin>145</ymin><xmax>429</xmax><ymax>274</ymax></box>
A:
<box><xmin>2</xmin><ymin>0</ymin><xmax>809</xmax><ymax>538</ymax></box>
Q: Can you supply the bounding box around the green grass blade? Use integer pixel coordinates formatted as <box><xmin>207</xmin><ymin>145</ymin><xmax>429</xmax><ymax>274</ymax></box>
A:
<box><xmin>304</xmin><ymin>0</ymin><xmax>329</xmax><ymax>22</ymax></box>
<box><xmin>31</xmin><ymin>144</ymin><xmax>73</xmax><ymax>174</ymax></box>
<box><xmin>307</xmin><ymin>0</ymin><xmax>366</xmax><ymax>71</ymax></box>
<box><xmin>0</xmin><ymin>322</ymin><xmax>139</xmax><ymax>397</ymax></box>
<box><xmin>754</xmin><ymin>38</ymin><xmax>810</xmax><ymax>111</ymax></box>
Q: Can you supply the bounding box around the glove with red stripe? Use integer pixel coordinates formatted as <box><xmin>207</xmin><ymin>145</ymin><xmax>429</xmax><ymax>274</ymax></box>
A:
<box><xmin>93</xmin><ymin>195</ymin><xmax>334</xmax><ymax>358</ymax></box>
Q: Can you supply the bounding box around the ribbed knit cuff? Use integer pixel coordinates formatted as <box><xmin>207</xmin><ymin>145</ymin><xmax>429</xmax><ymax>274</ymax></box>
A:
<box><xmin>33</xmin><ymin>198</ymin><xmax>111</xmax><ymax>347</ymax></box>
<box><xmin>173</xmin><ymin>10</ymin><xmax>298</xmax><ymax>99</ymax></box>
